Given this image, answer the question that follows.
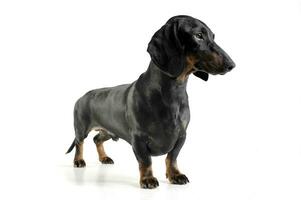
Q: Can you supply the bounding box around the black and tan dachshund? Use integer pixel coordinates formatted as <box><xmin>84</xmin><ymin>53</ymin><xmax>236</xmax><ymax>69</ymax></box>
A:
<box><xmin>66</xmin><ymin>15</ymin><xmax>235</xmax><ymax>189</ymax></box>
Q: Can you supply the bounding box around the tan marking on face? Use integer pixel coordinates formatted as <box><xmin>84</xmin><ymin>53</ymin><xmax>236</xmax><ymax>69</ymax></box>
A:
<box><xmin>165</xmin><ymin>156</ymin><xmax>181</xmax><ymax>180</ymax></box>
<box><xmin>211</xmin><ymin>52</ymin><xmax>223</xmax><ymax>66</ymax></box>
<box><xmin>177</xmin><ymin>55</ymin><xmax>199</xmax><ymax>82</ymax></box>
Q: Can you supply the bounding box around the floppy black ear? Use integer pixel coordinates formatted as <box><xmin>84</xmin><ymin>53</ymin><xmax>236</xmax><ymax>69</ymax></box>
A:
<box><xmin>193</xmin><ymin>71</ymin><xmax>209</xmax><ymax>81</ymax></box>
<box><xmin>147</xmin><ymin>20</ymin><xmax>185</xmax><ymax>77</ymax></box>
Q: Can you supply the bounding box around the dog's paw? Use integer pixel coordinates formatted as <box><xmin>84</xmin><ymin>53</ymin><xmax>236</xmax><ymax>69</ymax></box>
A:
<box><xmin>73</xmin><ymin>159</ymin><xmax>86</xmax><ymax>168</ymax></box>
<box><xmin>168</xmin><ymin>174</ymin><xmax>189</xmax><ymax>185</ymax></box>
<box><xmin>140</xmin><ymin>177</ymin><xmax>159</xmax><ymax>189</ymax></box>
<box><xmin>100</xmin><ymin>156</ymin><xmax>114</xmax><ymax>164</ymax></box>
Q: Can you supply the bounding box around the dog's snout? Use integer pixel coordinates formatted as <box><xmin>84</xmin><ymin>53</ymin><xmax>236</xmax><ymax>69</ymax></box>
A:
<box><xmin>210</xmin><ymin>42</ymin><xmax>235</xmax><ymax>71</ymax></box>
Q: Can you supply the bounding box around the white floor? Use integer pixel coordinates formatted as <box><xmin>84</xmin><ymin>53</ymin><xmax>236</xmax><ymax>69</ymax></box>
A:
<box><xmin>2</xmin><ymin>136</ymin><xmax>300</xmax><ymax>200</ymax></box>
<box><xmin>55</xmin><ymin>141</ymin><xmax>198</xmax><ymax>200</ymax></box>
<box><xmin>57</xmin><ymin>162</ymin><xmax>193</xmax><ymax>200</ymax></box>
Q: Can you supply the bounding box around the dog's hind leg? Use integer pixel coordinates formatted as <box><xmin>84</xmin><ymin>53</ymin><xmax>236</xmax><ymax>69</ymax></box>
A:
<box><xmin>73</xmin><ymin>141</ymin><xmax>86</xmax><ymax>167</ymax></box>
<box><xmin>93</xmin><ymin>129</ymin><xmax>114</xmax><ymax>164</ymax></box>
<box><xmin>72</xmin><ymin>106</ymin><xmax>90</xmax><ymax>168</ymax></box>
<box><xmin>73</xmin><ymin>126</ymin><xmax>89</xmax><ymax>167</ymax></box>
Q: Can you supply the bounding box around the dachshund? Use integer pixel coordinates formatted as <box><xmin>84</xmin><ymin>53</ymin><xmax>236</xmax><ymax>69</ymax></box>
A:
<box><xmin>66</xmin><ymin>15</ymin><xmax>235</xmax><ymax>189</ymax></box>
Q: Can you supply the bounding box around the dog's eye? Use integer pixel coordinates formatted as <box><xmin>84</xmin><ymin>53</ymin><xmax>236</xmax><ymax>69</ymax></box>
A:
<box><xmin>195</xmin><ymin>33</ymin><xmax>204</xmax><ymax>41</ymax></box>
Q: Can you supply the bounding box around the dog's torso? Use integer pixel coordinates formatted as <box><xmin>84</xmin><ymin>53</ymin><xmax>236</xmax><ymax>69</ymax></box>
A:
<box><xmin>76</xmin><ymin>62</ymin><xmax>190</xmax><ymax>156</ymax></box>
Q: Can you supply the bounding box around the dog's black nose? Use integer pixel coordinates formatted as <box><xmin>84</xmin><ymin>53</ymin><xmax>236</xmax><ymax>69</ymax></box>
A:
<box><xmin>227</xmin><ymin>64</ymin><xmax>235</xmax><ymax>71</ymax></box>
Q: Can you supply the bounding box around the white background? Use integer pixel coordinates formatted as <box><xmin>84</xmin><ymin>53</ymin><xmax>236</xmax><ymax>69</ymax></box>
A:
<box><xmin>1</xmin><ymin>0</ymin><xmax>301</xmax><ymax>199</ymax></box>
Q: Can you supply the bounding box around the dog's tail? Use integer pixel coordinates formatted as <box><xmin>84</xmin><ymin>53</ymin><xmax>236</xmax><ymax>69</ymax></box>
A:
<box><xmin>66</xmin><ymin>139</ymin><xmax>76</xmax><ymax>154</ymax></box>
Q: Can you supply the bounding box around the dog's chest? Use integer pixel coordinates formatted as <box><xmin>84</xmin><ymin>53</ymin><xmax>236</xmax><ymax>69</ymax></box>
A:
<box><xmin>145</xmin><ymin>112</ymin><xmax>186</xmax><ymax>156</ymax></box>
<box><xmin>139</xmin><ymin>95</ymin><xmax>189</xmax><ymax>155</ymax></box>
<box><xmin>131</xmin><ymin>76</ymin><xmax>190</xmax><ymax>155</ymax></box>
<box><xmin>136</xmin><ymin>84</ymin><xmax>190</xmax><ymax>129</ymax></box>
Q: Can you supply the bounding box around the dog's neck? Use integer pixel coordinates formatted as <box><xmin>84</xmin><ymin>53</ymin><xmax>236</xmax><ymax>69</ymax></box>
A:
<box><xmin>136</xmin><ymin>61</ymin><xmax>188</xmax><ymax>100</ymax></box>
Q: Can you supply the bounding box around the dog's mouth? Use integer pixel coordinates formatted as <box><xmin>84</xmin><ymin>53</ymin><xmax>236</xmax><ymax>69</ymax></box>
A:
<box><xmin>195</xmin><ymin>61</ymin><xmax>228</xmax><ymax>75</ymax></box>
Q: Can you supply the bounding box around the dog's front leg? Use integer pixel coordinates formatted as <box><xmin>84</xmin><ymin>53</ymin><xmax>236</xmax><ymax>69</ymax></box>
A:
<box><xmin>132</xmin><ymin>136</ymin><xmax>159</xmax><ymax>189</ymax></box>
<box><xmin>166</xmin><ymin>135</ymin><xmax>189</xmax><ymax>184</ymax></box>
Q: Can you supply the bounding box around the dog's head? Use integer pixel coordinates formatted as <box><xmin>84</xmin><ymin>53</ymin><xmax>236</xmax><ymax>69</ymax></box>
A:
<box><xmin>147</xmin><ymin>15</ymin><xmax>235</xmax><ymax>81</ymax></box>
